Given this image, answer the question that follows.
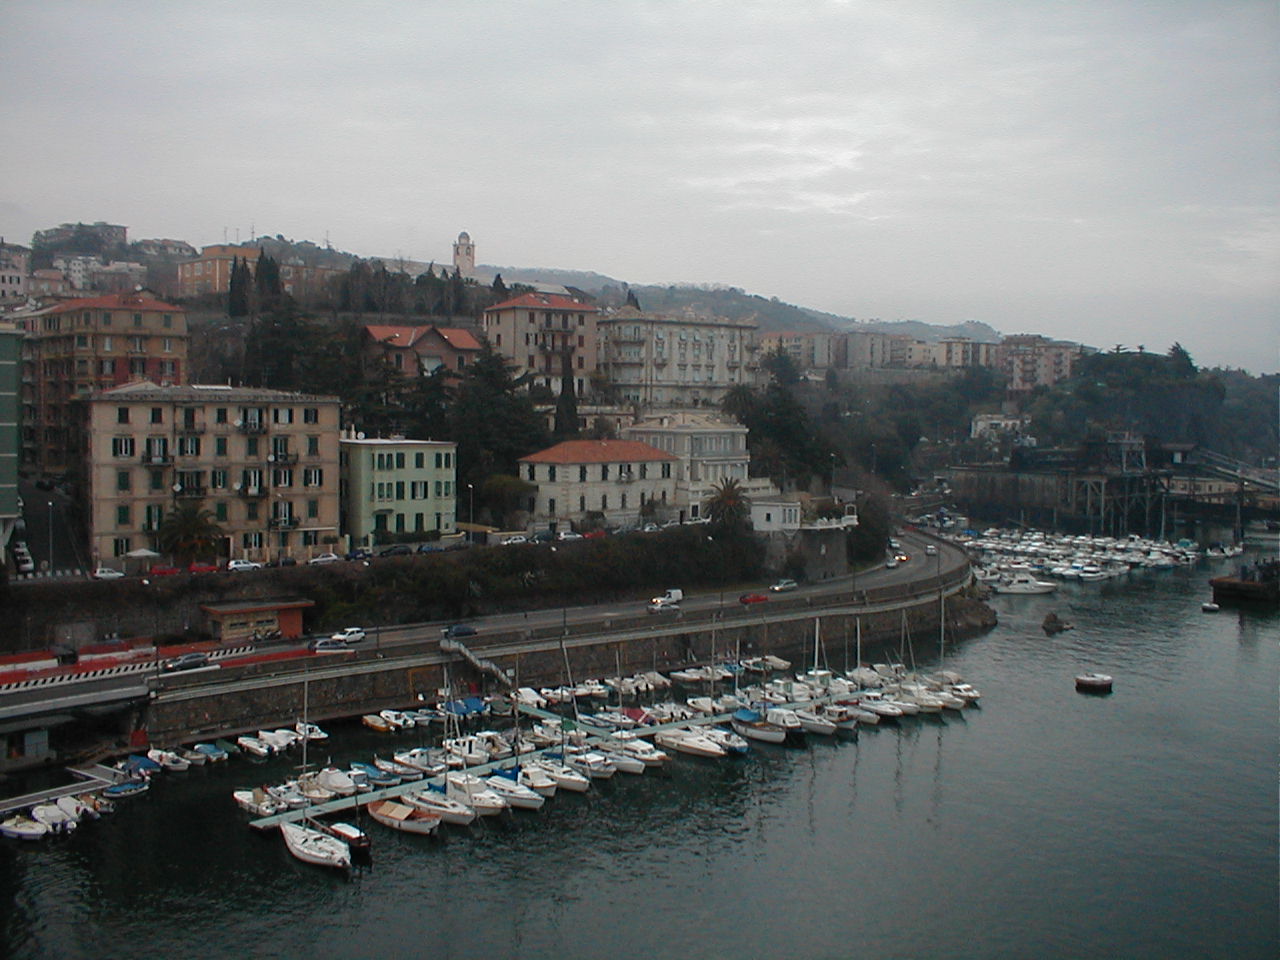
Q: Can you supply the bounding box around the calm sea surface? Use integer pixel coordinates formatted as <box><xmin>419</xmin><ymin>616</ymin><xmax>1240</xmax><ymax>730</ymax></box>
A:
<box><xmin>2</xmin><ymin>555</ymin><xmax>1276</xmax><ymax>960</ymax></box>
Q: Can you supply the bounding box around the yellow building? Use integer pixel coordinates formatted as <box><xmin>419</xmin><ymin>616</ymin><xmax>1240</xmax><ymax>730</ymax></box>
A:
<box><xmin>81</xmin><ymin>382</ymin><xmax>340</xmax><ymax>569</ymax></box>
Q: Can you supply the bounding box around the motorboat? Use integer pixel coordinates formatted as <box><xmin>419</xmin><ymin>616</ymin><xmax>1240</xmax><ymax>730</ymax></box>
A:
<box><xmin>77</xmin><ymin>793</ymin><xmax>113</xmax><ymax>817</ymax></box>
<box><xmin>740</xmin><ymin>654</ymin><xmax>791</xmax><ymax>673</ymax></box>
<box><xmin>280</xmin><ymin>821</ymin><xmax>351</xmax><ymax>870</ymax></box>
<box><xmin>362</xmin><ymin>714</ymin><xmax>393</xmax><ymax>733</ymax></box>
<box><xmin>574</xmin><ymin>678</ymin><xmax>610</xmax><ymax>700</ymax></box>
<box><xmin>373</xmin><ymin>756</ymin><xmax>424</xmax><ymax>780</ymax></box>
<box><xmin>475</xmin><ymin>730</ymin><xmax>514</xmax><ymax>761</ymax></box>
<box><xmin>555</xmin><ymin>747</ymin><xmax>616</xmax><ymax>779</ymax></box>
<box><xmin>393</xmin><ymin>748</ymin><xmax>449</xmax><ymax>777</ymax></box>
<box><xmin>147</xmin><ymin>748</ymin><xmax>190</xmax><ymax>771</ymax></box>
<box><xmin>991</xmin><ymin>572</ymin><xmax>1058</xmax><ymax>595</ymax></box>
<box><xmin>609</xmin><ymin>733</ymin><xmax>670</xmax><ymax>766</ymax></box>
<box><xmin>701</xmin><ymin>726</ymin><xmax>750</xmax><ymax>755</ymax></box>
<box><xmin>483</xmin><ymin>770</ymin><xmax>547</xmax><ymax>810</ymax></box>
<box><xmin>192</xmin><ymin>742</ymin><xmax>228</xmax><ymax>762</ymax></box>
<box><xmin>446</xmin><ymin>772</ymin><xmax>509</xmax><ymax>816</ymax></box>
<box><xmin>266</xmin><ymin>781</ymin><xmax>310</xmax><ymax>809</ymax></box>
<box><xmin>513</xmin><ymin>763</ymin><xmax>558</xmax><ymax>798</ymax></box>
<box><xmin>1201</xmin><ymin>602</ymin><xmax>1221</xmax><ymax>613</ymax></box>
<box><xmin>316</xmin><ymin>767</ymin><xmax>358</xmax><ymax>797</ymax></box>
<box><xmin>294</xmin><ymin>721</ymin><xmax>329</xmax><ymax>741</ymax></box>
<box><xmin>443</xmin><ymin>735</ymin><xmax>490</xmax><ymax>767</ymax></box>
<box><xmin>592</xmin><ymin>747</ymin><xmax>646</xmax><ymax>775</ymax></box>
<box><xmin>729</xmin><ymin>709</ymin><xmax>787</xmax><ymax>744</ymax></box>
<box><xmin>854</xmin><ymin>691</ymin><xmax>904</xmax><ymax>720</ymax></box>
<box><xmin>0</xmin><ymin>814</ymin><xmax>49</xmax><ymax>840</ymax></box>
<box><xmin>513</xmin><ymin>687</ymin><xmax>548</xmax><ymax>709</ymax></box>
<box><xmin>653</xmin><ymin>727</ymin><xmax>728</xmax><ymax>758</ymax></box>
<box><xmin>214</xmin><ymin>738</ymin><xmax>241</xmax><ymax>756</ymax></box>
<box><xmin>256</xmin><ymin>730</ymin><xmax>296</xmax><ymax>752</ymax></box>
<box><xmin>271</xmin><ymin>728</ymin><xmax>303</xmax><ymax>748</ymax></box>
<box><xmin>763</xmin><ymin>707</ymin><xmax>807</xmax><ymax>741</ymax></box>
<box><xmin>313</xmin><ymin>819</ymin><xmax>371</xmax><ymax>858</ymax></box>
<box><xmin>528</xmin><ymin>757</ymin><xmax>591</xmax><ymax>793</ymax></box>
<box><xmin>793</xmin><ymin>708</ymin><xmax>838</xmax><ymax>735</ymax></box>
<box><xmin>946</xmin><ymin>682</ymin><xmax>983</xmax><ymax>704</ymax></box>
<box><xmin>1075</xmin><ymin>673</ymin><xmax>1114</xmax><ymax>693</ymax></box>
<box><xmin>366</xmin><ymin>799</ymin><xmax>443</xmax><ymax>835</ymax></box>
<box><xmin>55</xmin><ymin>796</ymin><xmax>90</xmax><ymax>823</ymax></box>
<box><xmin>295</xmin><ymin>773</ymin><xmax>337</xmax><ymax>803</ymax></box>
<box><xmin>101</xmin><ymin>778</ymin><xmax>149</xmax><ymax>800</ymax></box>
<box><xmin>404</xmin><ymin>787</ymin><xmax>478</xmax><ymax>826</ymax></box>
<box><xmin>236</xmin><ymin>735</ymin><xmax>273</xmax><ymax>757</ymax></box>
<box><xmin>233</xmin><ymin>788</ymin><xmax>288</xmax><ymax>816</ymax></box>
<box><xmin>30</xmin><ymin>803</ymin><xmax>77</xmax><ymax>834</ymax></box>
<box><xmin>380</xmin><ymin>709</ymin><xmax>416</xmax><ymax>730</ymax></box>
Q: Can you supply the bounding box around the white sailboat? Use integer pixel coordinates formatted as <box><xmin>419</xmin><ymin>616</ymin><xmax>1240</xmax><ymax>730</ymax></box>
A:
<box><xmin>280</xmin><ymin>821</ymin><xmax>351</xmax><ymax>870</ymax></box>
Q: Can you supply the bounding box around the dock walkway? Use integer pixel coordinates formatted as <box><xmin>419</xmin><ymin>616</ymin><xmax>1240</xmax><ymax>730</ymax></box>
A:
<box><xmin>0</xmin><ymin>764</ymin><xmax>120</xmax><ymax>816</ymax></box>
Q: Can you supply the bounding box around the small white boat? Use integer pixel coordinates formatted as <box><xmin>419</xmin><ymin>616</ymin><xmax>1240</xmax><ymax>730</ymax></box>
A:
<box><xmin>444</xmin><ymin>736</ymin><xmax>490</xmax><ymax>767</ymax></box>
<box><xmin>256</xmin><ymin>730</ymin><xmax>295</xmax><ymax>752</ymax></box>
<box><xmin>813</xmin><ymin>702</ymin><xmax>861</xmax><ymax>732</ymax></box>
<box><xmin>316</xmin><ymin>767</ymin><xmax>358</xmax><ymax>797</ymax></box>
<box><xmin>992</xmin><ymin>572</ymin><xmax>1057</xmax><ymax>595</ymax></box>
<box><xmin>653</xmin><ymin>727</ymin><xmax>729</xmax><ymax>758</ymax></box>
<box><xmin>193</xmin><ymin>742</ymin><xmax>229</xmax><ymax>762</ymax></box>
<box><xmin>362</xmin><ymin>714</ymin><xmax>393</xmax><ymax>733</ymax></box>
<box><xmin>1</xmin><ymin>814</ymin><xmax>50</xmax><ymax>840</ymax></box>
<box><xmin>233</xmin><ymin>788</ymin><xmax>288</xmax><ymax>816</ymax></box>
<box><xmin>764</xmin><ymin>707</ymin><xmax>806</xmax><ymax>740</ymax></box>
<box><xmin>592</xmin><ymin>748</ymin><xmax>646</xmax><ymax>775</ymax></box>
<box><xmin>373</xmin><ymin>756</ymin><xmax>424</xmax><ymax>780</ymax></box>
<box><xmin>483</xmin><ymin>772</ymin><xmax>546</xmax><ymax>810</ymax></box>
<box><xmin>393</xmin><ymin>748</ymin><xmax>449</xmax><ymax>776</ymax></box>
<box><xmin>30</xmin><ymin>803</ymin><xmax>77</xmax><ymax>834</ymax></box>
<box><xmin>295</xmin><ymin>721</ymin><xmax>329</xmax><ymax>741</ymax></box>
<box><xmin>295</xmin><ymin>773</ymin><xmax>337</xmax><ymax>803</ymax></box>
<box><xmin>266</xmin><ymin>781</ymin><xmax>310</xmax><ymax>809</ymax></box>
<box><xmin>1201</xmin><ymin>602</ymin><xmax>1220</xmax><ymax>613</ymax></box>
<box><xmin>793</xmin><ymin>708</ymin><xmax>838</xmax><ymax>736</ymax></box>
<box><xmin>729</xmin><ymin>709</ymin><xmax>788</xmax><ymax>744</ymax></box>
<box><xmin>513</xmin><ymin>687</ymin><xmax>548</xmax><ymax>709</ymax></box>
<box><xmin>280</xmin><ymin>821</ymin><xmax>350</xmax><ymax>870</ymax></box>
<box><xmin>404</xmin><ymin>788</ymin><xmax>478</xmax><ymax>826</ymax></box>
<box><xmin>558</xmin><ymin>748</ymin><xmax>616</xmax><ymax>779</ymax></box>
<box><xmin>379</xmin><ymin>709</ymin><xmax>415</xmax><ymax>730</ymax></box>
<box><xmin>529</xmin><ymin>758</ymin><xmax>591</xmax><ymax>793</ymax></box>
<box><xmin>147</xmin><ymin>748</ymin><xmax>191</xmax><ymax>771</ymax></box>
<box><xmin>609</xmin><ymin>733</ymin><xmax>670</xmax><ymax>766</ymax></box>
<box><xmin>366</xmin><ymin>799</ymin><xmax>442</xmax><ymax>835</ymax></box>
<box><xmin>446</xmin><ymin>773</ymin><xmax>508</xmax><ymax>816</ymax></box>
<box><xmin>1075</xmin><ymin>673</ymin><xmax>1114</xmax><ymax>693</ymax></box>
<box><xmin>236</xmin><ymin>735</ymin><xmax>273</xmax><ymax>757</ymax></box>
<box><xmin>515</xmin><ymin>763</ymin><xmax>558</xmax><ymax>798</ymax></box>
<box><xmin>701</xmin><ymin>726</ymin><xmax>750</xmax><ymax>754</ymax></box>
<box><xmin>314</xmin><ymin>819</ymin><xmax>371</xmax><ymax>856</ymax></box>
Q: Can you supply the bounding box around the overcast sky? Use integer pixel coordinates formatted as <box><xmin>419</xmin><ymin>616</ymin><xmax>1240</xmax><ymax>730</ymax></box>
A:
<box><xmin>3</xmin><ymin>1</ymin><xmax>1276</xmax><ymax>372</ymax></box>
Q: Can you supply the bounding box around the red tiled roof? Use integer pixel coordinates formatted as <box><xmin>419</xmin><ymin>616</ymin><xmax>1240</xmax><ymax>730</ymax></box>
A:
<box><xmin>521</xmin><ymin>440</ymin><xmax>676</xmax><ymax>465</ymax></box>
<box><xmin>486</xmin><ymin>293</ymin><xmax>598</xmax><ymax>314</ymax></box>
<box><xmin>364</xmin><ymin>324</ymin><xmax>482</xmax><ymax>351</ymax></box>
<box><xmin>50</xmin><ymin>293</ymin><xmax>182</xmax><ymax>313</ymax></box>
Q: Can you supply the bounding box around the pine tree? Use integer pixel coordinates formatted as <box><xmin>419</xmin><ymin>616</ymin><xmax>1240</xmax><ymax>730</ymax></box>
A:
<box><xmin>492</xmin><ymin>273</ymin><xmax>507</xmax><ymax>296</ymax></box>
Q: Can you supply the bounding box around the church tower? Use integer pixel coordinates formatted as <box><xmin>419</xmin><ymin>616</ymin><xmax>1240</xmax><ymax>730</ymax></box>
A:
<box><xmin>452</xmin><ymin>231</ymin><xmax>475</xmax><ymax>276</ymax></box>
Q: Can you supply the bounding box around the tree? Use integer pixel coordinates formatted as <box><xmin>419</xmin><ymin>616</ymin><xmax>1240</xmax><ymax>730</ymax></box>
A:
<box><xmin>227</xmin><ymin>257</ymin><xmax>251</xmax><ymax>317</ymax></box>
<box><xmin>704</xmin><ymin>477</ymin><xmax>750</xmax><ymax>531</ymax></box>
<box><xmin>491</xmin><ymin>274</ymin><xmax>507</xmax><ymax>296</ymax></box>
<box><xmin>449</xmin><ymin>341</ymin><xmax>550</xmax><ymax>488</ymax></box>
<box><xmin>553</xmin><ymin>351</ymin><xmax>580</xmax><ymax>440</ymax></box>
<box><xmin>155</xmin><ymin>503</ymin><xmax>225</xmax><ymax>565</ymax></box>
<box><xmin>625</xmin><ymin>287</ymin><xmax>641</xmax><ymax>309</ymax></box>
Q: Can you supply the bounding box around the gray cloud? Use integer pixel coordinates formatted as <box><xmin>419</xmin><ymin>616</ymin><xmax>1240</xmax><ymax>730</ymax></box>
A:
<box><xmin>1</xmin><ymin>0</ymin><xmax>1275</xmax><ymax>370</ymax></box>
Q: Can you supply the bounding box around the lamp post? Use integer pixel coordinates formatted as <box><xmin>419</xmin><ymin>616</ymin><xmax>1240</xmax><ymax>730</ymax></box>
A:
<box><xmin>467</xmin><ymin>483</ymin><xmax>474</xmax><ymax>526</ymax></box>
<box><xmin>47</xmin><ymin>501</ymin><xmax>54</xmax><ymax>573</ymax></box>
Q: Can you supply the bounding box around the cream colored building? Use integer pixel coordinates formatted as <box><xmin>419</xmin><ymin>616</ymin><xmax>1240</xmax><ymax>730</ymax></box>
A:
<box><xmin>518</xmin><ymin>439</ymin><xmax>677</xmax><ymax>531</ymax></box>
<box><xmin>340</xmin><ymin>435</ymin><xmax>458</xmax><ymax>547</ymax></box>
<box><xmin>82</xmin><ymin>382</ymin><xmax>340</xmax><ymax>568</ymax></box>
<box><xmin>622</xmin><ymin>412</ymin><xmax>798</xmax><ymax>528</ymax></box>
<box><xmin>482</xmin><ymin>292</ymin><xmax>599</xmax><ymax>397</ymax></box>
<box><xmin>598</xmin><ymin>308</ymin><xmax>759</xmax><ymax>408</ymax></box>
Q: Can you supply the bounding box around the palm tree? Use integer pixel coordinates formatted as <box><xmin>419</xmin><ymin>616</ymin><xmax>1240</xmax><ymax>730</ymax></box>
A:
<box><xmin>155</xmin><ymin>503</ymin><xmax>225</xmax><ymax>566</ymax></box>
<box><xmin>704</xmin><ymin>477</ymin><xmax>750</xmax><ymax>531</ymax></box>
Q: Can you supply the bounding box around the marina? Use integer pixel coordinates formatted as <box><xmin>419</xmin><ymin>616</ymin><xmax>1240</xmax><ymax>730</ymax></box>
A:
<box><xmin>0</xmin><ymin>547</ymin><xmax>1275</xmax><ymax>959</ymax></box>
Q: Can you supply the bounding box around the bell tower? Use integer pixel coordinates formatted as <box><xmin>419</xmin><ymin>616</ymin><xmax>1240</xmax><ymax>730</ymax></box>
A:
<box><xmin>452</xmin><ymin>231</ymin><xmax>475</xmax><ymax>276</ymax></box>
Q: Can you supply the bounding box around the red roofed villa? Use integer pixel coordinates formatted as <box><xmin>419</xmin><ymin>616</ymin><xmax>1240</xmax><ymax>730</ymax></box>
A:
<box><xmin>361</xmin><ymin>323</ymin><xmax>482</xmax><ymax>377</ymax></box>
<box><xmin>518</xmin><ymin>439</ymin><xmax>677</xmax><ymax>532</ymax></box>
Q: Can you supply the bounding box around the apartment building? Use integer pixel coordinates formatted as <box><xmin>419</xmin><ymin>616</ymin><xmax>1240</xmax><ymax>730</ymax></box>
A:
<box><xmin>518</xmin><ymin>439</ymin><xmax>677</xmax><ymax>531</ymax></box>
<box><xmin>340</xmin><ymin>435</ymin><xmax>458</xmax><ymax>546</ymax></box>
<box><xmin>361</xmin><ymin>324</ymin><xmax>481</xmax><ymax>378</ymax></box>
<box><xmin>177</xmin><ymin>245</ymin><xmax>259</xmax><ymax>297</ymax></box>
<box><xmin>998</xmin><ymin>335</ymin><xmax>1085</xmax><ymax>393</ymax></box>
<box><xmin>0</xmin><ymin>242</ymin><xmax>30</xmax><ymax>301</ymax></box>
<box><xmin>482</xmin><ymin>293</ymin><xmax>599</xmax><ymax>396</ymax></box>
<box><xmin>622</xmin><ymin>412</ymin><xmax>796</xmax><ymax>527</ymax></box>
<box><xmin>597</xmin><ymin>308</ymin><xmax>758</xmax><ymax>408</ymax></box>
<box><xmin>0</xmin><ymin>324</ymin><xmax>19</xmax><ymax>551</ymax></box>
<box><xmin>17</xmin><ymin>293</ymin><xmax>188</xmax><ymax>476</ymax></box>
<box><xmin>32</xmin><ymin>221</ymin><xmax>127</xmax><ymax>250</ymax></box>
<box><xmin>82</xmin><ymin>382</ymin><xmax>341</xmax><ymax>568</ymax></box>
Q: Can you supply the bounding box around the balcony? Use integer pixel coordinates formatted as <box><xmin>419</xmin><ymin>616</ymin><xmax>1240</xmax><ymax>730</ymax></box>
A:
<box><xmin>616</xmin><ymin>472</ymin><xmax>635</xmax><ymax>484</ymax></box>
<box><xmin>177</xmin><ymin>422</ymin><xmax>205</xmax><ymax>435</ymax></box>
<box><xmin>141</xmin><ymin>452</ymin><xmax>173</xmax><ymax>465</ymax></box>
<box><xmin>268</xmin><ymin>451</ymin><xmax>298</xmax><ymax>465</ymax></box>
<box><xmin>268</xmin><ymin>517</ymin><xmax>299</xmax><ymax>530</ymax></box>
<box><xmin>237</xmin><ymin>421</ymin><xmax>267</xmax><ymax>435</ymax></box>
<box><xmin>175</xmin><ymin>485</ymin><xmax>207</xmax><ymax>499</ymax></box>
<box><xmin>237</xmin><ymin>485</ymin><xmax>267</xmax><ymax>498</ymax></box>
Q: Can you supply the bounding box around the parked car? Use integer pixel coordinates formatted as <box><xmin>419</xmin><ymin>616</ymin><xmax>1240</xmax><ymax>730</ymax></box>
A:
<box><xmin>92</xmin><ymin>566</ymin><xmax>126</xmax><ymax>580</ymax></box>
<box><xmin>308</xmin><ymin>637</ymin><xmax>351</xmax><ymax>653</ymax></box>
<box><xmin>441</xmin><ymin>623</ymin><xmax>478</xmax><ymax>639</ymax></box>
<box><xmin>378</xmin><ymin>544</ymin><xmax>413</xmax><ymax>557</ymax></box>
<box><xmin>738</xmin><ymin>592</ymin><xmax>769</xmax><ymax>605</ymax></box>
<box><xmin>555</xmin><ymin>530</ymin><xmax>583</xmax><ymax>541</ymax></box>
<box><xmin>307</xmin><ymin>552</ymin><xmax>342</xmax><ymax>564</ymax></box>
<box><xmin>226</xmin><ymin>558</ymin><xmax>263</xmax><ymax>572</ymax></box>
<box><xmin>345</xmin><ymin>548</ymin><xmax>372</xmax><ymax>561</ymax></box>
<box><xmin>162</xmin><ymin>652</ymin><xmax>209</xmax><ymax>672</ymax></box>
<box><xmin>266</xmin><ymin>556</ymin><xmax>298</xmax><ymax>567</ymax></box>
<box><xmin>500</xmin><ymin>535</ymin><xmax>528</xmax><ymax>546</ymax></box>
<box><xmin>769</xmin><ymin>578</ymin><xmax>798</xmax><ymax>593</ymax></box>
<box><xmin>331</xmin><ymin>627</ymin><xmax>367</xmax><ymax>644</ymax></box>
<box><xmin>188</xmin><ymin>561</ymin><xmax>219</xmax><ymax>574</ymax></box>
<box><xmin>583</xmin><ymin>529</ymin><xmax>607</xmax><ymax>539</ymax></box>
<box><xmin>147</xmin><ymin>564</ymin><xmax>181</xmax><ymax>577</ymax></box>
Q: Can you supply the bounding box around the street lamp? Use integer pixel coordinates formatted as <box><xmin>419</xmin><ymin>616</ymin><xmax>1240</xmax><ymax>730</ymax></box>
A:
<box><xmin>467</xmin><ymin>483</ymin><xmax>474</xmax><ymax>531</ymax></box>
<box><xmin>47</xmin><ymin>501</ymin><xmax>54</xmax><ymax>573</ymax></box>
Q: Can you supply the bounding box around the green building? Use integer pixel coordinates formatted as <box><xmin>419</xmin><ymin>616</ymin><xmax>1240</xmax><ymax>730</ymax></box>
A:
<box><xmin>340</xmin><ymin>435</ymin><xmax>458</xmax><ymax>547</ymax></box>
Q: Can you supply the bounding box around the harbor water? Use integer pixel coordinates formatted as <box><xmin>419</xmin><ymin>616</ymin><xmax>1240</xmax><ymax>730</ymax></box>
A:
<box><xmin>2</xmin><ymin>556</ymin><xmax>1276</xmax><ymax>959</ymax></box>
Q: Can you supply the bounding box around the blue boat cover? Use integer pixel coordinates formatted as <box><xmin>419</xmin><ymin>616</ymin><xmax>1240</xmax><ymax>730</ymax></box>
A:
<box><xmin>733</xmin><ymin>708</ymin><xmax>763</xmax><ymax>722</ymax></box>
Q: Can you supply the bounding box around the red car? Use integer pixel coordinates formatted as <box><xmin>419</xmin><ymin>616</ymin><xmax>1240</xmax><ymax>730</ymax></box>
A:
<box><xmin>739</xmin><ymin>592</ymin><xmax>769</xmax><ymax>605</ymax></box>
<box><xmin>188</xmin><ymin>561</ymin><xmax>219</xmax><ymax>574</ymax></box>
<box><xmin>147</xmin><ymin>564</ymin><xmax>181</xmax><ymax>577</ymax></box>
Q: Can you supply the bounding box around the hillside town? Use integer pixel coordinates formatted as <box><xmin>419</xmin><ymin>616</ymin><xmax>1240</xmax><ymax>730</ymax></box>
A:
<box><xmin>0</xmin><ymin>221</ymin><xmax>1272</xmax><ymax>579</ymax></box>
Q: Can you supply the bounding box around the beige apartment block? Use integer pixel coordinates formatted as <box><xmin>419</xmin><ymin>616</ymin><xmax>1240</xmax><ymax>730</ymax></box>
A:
<box><xmin>82</xmin><ymin>382</ymin><xmax>340</xmax><ymax>569</ymax></box>
<box><xmin>482</xmin><ymin>292</ymin><xmax>599</xmax><ymax>396</ymax></box>
<box><xmin>598</xmin><ymin>308</ymin><xmax>759</xmax><ymax>408</ymax></box>
<box><xmin>340</xmin><ymin>435</ymin><xmax>458</xmax><ymax>547</ymax></box>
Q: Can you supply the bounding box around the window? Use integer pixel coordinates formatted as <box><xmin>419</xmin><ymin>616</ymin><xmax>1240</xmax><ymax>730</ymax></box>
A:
<box><xmin>303</xmin><ymin>407</ymin><xmax>318</xmax><ymax>424</ymax></box>
<box><xmin>662</xmin><ymin>463</ymin><xmax>671</xmax><ymax>478</ymax></box>
<box><xmin>272</xmin><ymin>407</ymin><xmax>294</xmax><ymax>425</ymax></box>
<box><xmin>215</xmin><ymin>437</ymin><xmax>227</xmax><ymax>456</ymax></box>
<box><xmin>579</xmin><ymin>466</ymin><xmax>587</xmax><ymax>482</ymax></box>
<box><xmin>549</xmin><ymin>466</ymin><xmax>556</xmax><ymax>482</ymax></box>
<box><xmin>435</xmin><ymin>480</ymin><xmax>442</xmax><ymax>497</ymax></box>
<box><xmin>133</xmin><ymin>313</ymin><xmax>142</xmax><ymax>327</ymax></box>
<box><xmin>116</xmin><ymin>470</ymin><xmax>130</xmax><ymax>492</ymax></box>
<box><xmin>117</xmin><ymin>407</ymin><xmax>130</xmax><ymax>424</ymax></box>
<box><xmin>601</xmin><ymin>494</ymin><xmax>608</xmax><ymax>510</ymax></box>
<box><xmin>144</xmin><ymin>504</ymin><xmax>164</xmax><ymax>531</ymax></box>
<box><xmin>150</xmin><ymin>407</ymin><xmax>163</xmax><ymax>424</ymax></box>
<box><xmin>307</xmin><ymin>499</ymin><xmax>318</xmax><ymax>519</ymax></box>
<box><xmin>302</xmin><ymin>530</ymin><xmax>319</xmax><ymax>546</ymax></box>
<box><xmin>215</xmin><ymin>407</ymin><xmax>228</xmax><ymax>424</ymax></box>
<box><xmin>303</xmin><ymin>467</ymin><xmax>323</xmax><ymax>487</ymax></box>
<box><xmin>215</xmin><ymin>502</ymin><xmax>227</xmax><ymax>522</ymax></box>
<box><xmin>601</xmin><ymin>464</ymin><xmax>609</xmax><ymax>481</ymax></box>
<box><xmin>415</xmin><ymin>452</ymin><xmax>424</xmax><ymax>468</ymax></box>
<box><xmin>177</xmin><ymin>436</ymin><xmax>201</xmax><ymax>457</ymax></box>
<box><xmin>242</xmin><ymin>532</ymin><xmax>262</xmax><ymax>549</ymax></box>
<box><xmin>100</xmin><ymin>359</ymin><xmax>115</xmax><ymax>376</ymax></box>
<box><xmin>395</xmin><ymin>481</ymin><xmax>405</xmax><ymax>500</ymax></box>
<box><xmin>163</xmin><ymin>314</ymin><xmax>172</xmax><ymax>328</ymax></box>
<box><xmin>116</xmin><ymin>505</ymin><xmax>130</xmax><ymax>526</ymax></box>
<box><xmin>415</xmin><ymin>513</ymin><xmax>425</xmax><ymax>531</ymax></box>
<box><xmin>307</xmin><ymin>436</ymin><xmax>319</xmax><ymax>456</ymax></box>
<box><xmin>162</xmin><ymin>338</ymin><xmax>173</xmax><ymax>353</ymax></box>
<box><xmin>272</xmin><ymin>468</ymin><xmax>293</xmax><ymax>488</ymax></box>
<box><xmin>246</xmin><ymin>437</ymin><xmax>259</xmax><ymax>457</ymax></box>
<box><xmin>113</xmin><ymin>537</ymin><xmax>131</xmax><ymax>557</ymax></box>
<box><xmin>445</xmin><ymin>452</ymin><xmax>452</xmax><ymax>468</ymax></box>
<box><xmin>580</xmin><ymin>495</ymin><xmax>586</xmax><ymax>511</ymax></box>
<box><xmin>211</xmin><ymin>469</ymin><xmax>227</xmax><ymax>490</ymax></box>
<box><xmin>246</xmin><ymin>503</ymin><xmax>259</xmax><ymax>521</ymax></box>
<box><xmin>621</xmin><ymin>493</ymin><xmax>627</xmax><ymax>510</ymax></box>
<box><xmin>434</xmin><ymin>452</ymin><xmax>442</xmax><ymax>469</ymax></box>
<box><xmin>639</xmin><ymin>463</ymin><xmax>648</xmax><ymax>479</ymax></box>
<box><xmin>111</xmin><ymin>437</ymin><xmax>135</xmax><ymax>458</ymax></box>
<box><xmin>527</xmin><ymin>464</ymin><xmax>535</xmax><ymax>481</ymax></box>
<box><xmin>149</xmin><ymin>471</ymin><xmax>164</xmax><ymax>491</ymax></box>
<box><xmin>395</xmin><ymin>514</ymin><xmax>405</xmax><ymax>533</ymax></box>
<box><xmin>102</xmin><ymin>313</ymin><xmax>112</xmax><ymax>326</ymax></box>
<box><xmin>548</xmin><ymin>498</ymin><xmax>556</xmax><ymax>515</ymax></box>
